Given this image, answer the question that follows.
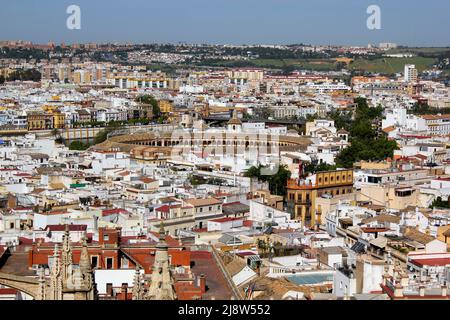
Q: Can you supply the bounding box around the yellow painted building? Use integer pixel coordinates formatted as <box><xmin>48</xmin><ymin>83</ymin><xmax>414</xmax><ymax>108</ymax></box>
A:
<box><xmin>158</xmin><ymin>100</ymin><xmax>173</xmax><ymax>113</ymax></box>
<box><xmin>27</xmin><ymin>112</ymin><xmax>53</xmax><ymax>130</ymax></box>
<box><xmin>41</xmin><ymin>105</ymin><xmax>66</xmax><ymax>129</ymax></box>
<box><xmin>52</xmin><ymin>111</ymin><xmax>65</xmax><ymax>129</ymax></box>
<box><xmin>286</xmin><ymin>169</ymin><xmax>354</xmax><ymax>228</ymax></box>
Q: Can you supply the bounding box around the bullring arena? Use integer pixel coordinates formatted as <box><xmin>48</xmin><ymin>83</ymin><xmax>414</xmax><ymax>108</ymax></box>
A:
<box><xmin>93</xmin><ymin>130</ymin><xmax>312</xmax><ymax>160</ymax></box>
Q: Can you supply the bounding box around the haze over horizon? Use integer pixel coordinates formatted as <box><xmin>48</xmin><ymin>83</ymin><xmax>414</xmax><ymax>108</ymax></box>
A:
<box><xmin>0</xmin><ymin>0</ymin><xmax>449</xmax><ymax>47</ymax></box>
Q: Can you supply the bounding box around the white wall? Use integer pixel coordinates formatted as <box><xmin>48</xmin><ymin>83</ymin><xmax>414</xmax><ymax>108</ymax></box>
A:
<box><xmin>94</xmin><ymin>269</ymin><xmax>142</xmax><ymax>294</ymax></box>
<box><xmin>333</xmin><ymin>270</ymin><xmax>356</xmax><ymax>297</ymax></box>
<box><xmin>362</xmin><ymin>262</ymin><xmax>384</xmax><ymax>294</ymax></box>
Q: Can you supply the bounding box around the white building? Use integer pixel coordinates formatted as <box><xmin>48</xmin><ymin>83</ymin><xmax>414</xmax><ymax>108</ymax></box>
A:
<box><xmin>90</xmin><ymin>150</ymin><xmax>131</xmax><ymax>175</ymax></box>
<box><xmin>404</xmin><ymin>64</ymin><xmax>418</xmax><ymax>83</ymax></box>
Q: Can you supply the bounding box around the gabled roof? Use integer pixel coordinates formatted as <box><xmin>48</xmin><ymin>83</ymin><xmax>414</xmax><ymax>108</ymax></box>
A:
<box><xmin>404</xmin><ymin>228</ymin><xmax>435</xmax><ymax>245</ymax></box>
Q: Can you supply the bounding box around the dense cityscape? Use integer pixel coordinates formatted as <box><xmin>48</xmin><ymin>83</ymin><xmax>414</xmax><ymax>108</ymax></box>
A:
<box><xmin>0</xmin><ymin>38</ymin><xmax>449</xmax><ymax>302</ymax></box>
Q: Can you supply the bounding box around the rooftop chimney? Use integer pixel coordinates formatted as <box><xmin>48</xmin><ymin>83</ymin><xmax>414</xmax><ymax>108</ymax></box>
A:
<box><xmin>393</xmin><ymin>283</ymin><xmax>403</xmax><ymax>298</ymax></box>
<box><xmin>419</xmin><ymin>285</ymin><xmax>425</xmax><ymax>297</ymax></box>
<box><xmin>122</xmin><ymin>283</ymin><xmax>128</xmax><ymax>300</ymax></box>
<box><xmin>199</xmin><ymin>274</ymin><xmax>206</xmax><ymax>294</ymax></box>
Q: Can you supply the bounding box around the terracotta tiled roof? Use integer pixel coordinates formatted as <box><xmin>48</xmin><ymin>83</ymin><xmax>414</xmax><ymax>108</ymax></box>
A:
<box><xmin>404</xmin><ymin>228</ymin><xmax>435</xmax><ymax>245</ymax></box>
<box><xmin>185</xmin><ymin>198</ymin><xmax>222</xmax><ymax>207</ymax></box>
<box><xmin>45</xmin><ymin>224</ymin><xmax>87</xmax><ymax>231</ymax></box>
<box><xmin>102</xmin><ymin>208</ymin><xmax>129</xmax><ymax>216</ymax></box>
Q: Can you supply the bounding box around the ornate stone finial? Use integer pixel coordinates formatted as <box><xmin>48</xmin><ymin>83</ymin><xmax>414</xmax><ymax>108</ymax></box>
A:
<box><xmin>36</xmin><ymin>266</ymin><xmax>46</xmax><ymax>300</ymax></box>
<box><xmin>79</xmin><ymin>233</ymin><xmax>91</xmax><ymax>274</ymax></box>
<box><xmin>146</xmin><ymin>222</ymin><xmax>177</xmax><ymax>300</ymax></box>
<box><xmin>50</xmin><ymin>243</ymin><xmax>63</xmax><ymax>300</ymax></box>
<box><xmin>132</xmin><ymin>265</ymin><xmax>143</xmax><ymax>300</ymax></box>
<box><xmin>61</xmin><ymin>225</ymin><xmax>73</xmax><ymax>283</ymax></box>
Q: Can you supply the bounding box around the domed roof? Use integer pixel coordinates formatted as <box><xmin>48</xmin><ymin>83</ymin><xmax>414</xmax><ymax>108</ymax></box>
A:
<box><xmin>228</xmin><ymin>110</ymin><xmax>242</xmax><ymax>125</ymax></box>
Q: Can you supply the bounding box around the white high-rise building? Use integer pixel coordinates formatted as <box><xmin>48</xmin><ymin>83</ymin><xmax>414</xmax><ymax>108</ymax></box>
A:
<box><xmin>379</xmin><ymin>42</ymin><xmax>398</xmax><ymax>49</ymax></box>
<box><xmin>404</xmin><ymin>64</ymin><xmax>418</xmax><ymax>83</ymax></box>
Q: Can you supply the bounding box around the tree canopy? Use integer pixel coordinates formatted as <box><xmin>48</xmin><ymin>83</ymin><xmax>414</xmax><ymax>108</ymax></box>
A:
<box><xmin>335</xmin><ymin>97</ymin><xmax>397</xmax><ymax>168</ymax></box>
<box><xmin>244</xmin><ymin>164</ymin><xmax>291</xmax><ymax>196</ymax></box>
<box><xmin>136</xmin><ymin>94</ymin><xmax>160</xmax><ymax>119</ymax></box>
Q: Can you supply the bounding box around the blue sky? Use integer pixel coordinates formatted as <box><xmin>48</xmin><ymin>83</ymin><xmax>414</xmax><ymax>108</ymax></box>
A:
<box><xmin>0</xmin><ymin>0</ymin><xmax>449</xmax><ymax>46</ymax></box>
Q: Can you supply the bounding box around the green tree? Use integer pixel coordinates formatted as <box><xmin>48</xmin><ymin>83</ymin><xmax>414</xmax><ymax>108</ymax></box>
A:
<box><xmin>93</xmin><ymin>130</ymin><xmax>109</xmax><ymax>145</ymax></box>
<box><xmin>335</xmin><ymin>97</ymin><xmax>397</xmax><ymax>168</ymax></box>
<box><xmin>7</xmin><ymin>68</ymin><xmax>41</xmax><ymax>82</ymax></box>
<box><xmin>51</xmin><ymin>128</ymin><xmax>60</xmax><ymax>138</ymax></box>
<box><xmin>245</xmin><ymin>165</ymin><xmax>291</xmax><ymax>196</ymax></box>
<box><xmin>430</xmin><ymin>196</ymin><xmax>450</xmax><ymax>209</ymax></box>
<box><xmin>305</xmin><ymin>113</ymin><xmax>319</xmax><ymax>122</ymax></box>
<box><xmin>253</xmin><ymin>107</ymin><xmax>272</xmax><ymax>120</ymax></box>
<box><xmin>329</xmin><ymin>110</ymin><xmax>352</xmax><ymax>132</ymax></box>
<box><xmin>69</xmin><ymin>141</ymin><xmax>89</xmax><ymax>150</ymax></box>
<box><xmin>350</xmin><ymin>118</ymin><xmax>375</xmax><ymax>140</ymax></box>
<box><xmin>304</xmin><ymin>163</ymin><xmax>337</xmax><ymax>175</ymax></box>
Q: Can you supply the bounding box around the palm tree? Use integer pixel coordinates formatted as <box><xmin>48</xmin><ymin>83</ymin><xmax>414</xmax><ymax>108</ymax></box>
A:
<box><xmin>51</xmin><ymin>128</ymin><xmax>60</xmax><ymax>138</ymax></box>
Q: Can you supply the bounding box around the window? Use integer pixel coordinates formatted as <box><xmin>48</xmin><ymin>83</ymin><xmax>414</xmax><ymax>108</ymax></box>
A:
<box><xmin>104</xmin><ymin>234</ymin><xmax>109</xmax><ymax>241</ymax></box>
<box><xmin>106</xmin><ymin>258</ymin><xmax>113</xmax><ymax>269</ymax></box>
<box><xmin>10</xmin><ymin>222</ymin><xmax>14</xmax><ymax>229</ymax></box>
<box><xmin>209</xmin><ymin>206</ymin><xmax>212</xmax><ymax>211</ymax></box>
<box><xmin>91</xmin><ymin>256</ymin><xmax>98</xmax><ymax>268</ymax></box>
